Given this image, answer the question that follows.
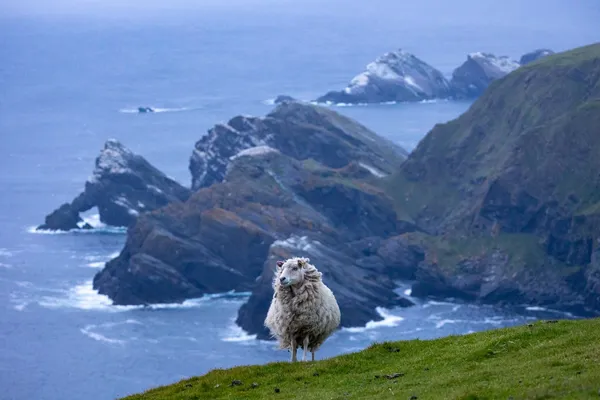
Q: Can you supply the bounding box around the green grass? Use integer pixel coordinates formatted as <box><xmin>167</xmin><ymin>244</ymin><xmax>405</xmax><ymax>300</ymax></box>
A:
<box><xmin>123</xmin><ymin>318</ymin><xmax>600</xmax><ymax>400</ymax></box>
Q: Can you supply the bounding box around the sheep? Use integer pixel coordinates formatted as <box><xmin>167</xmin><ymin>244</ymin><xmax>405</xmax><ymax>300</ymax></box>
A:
<box><xmin>264</xmin><ymin>256</ymin><xmax>341</xmax><ymax>362</ymax></box>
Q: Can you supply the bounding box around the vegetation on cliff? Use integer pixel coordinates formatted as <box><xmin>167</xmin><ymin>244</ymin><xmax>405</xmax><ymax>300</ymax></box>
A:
<box><xmin>383</xmin><ymin>43</ymin><xmax>600</xmax><ymax>313</ymax></box>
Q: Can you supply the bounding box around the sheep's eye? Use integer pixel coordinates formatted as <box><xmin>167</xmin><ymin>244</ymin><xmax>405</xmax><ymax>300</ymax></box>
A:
<box><xmin>292</xmin><ymin>267</ymin><xmax>298</xmax><ymax>271</ymax></box>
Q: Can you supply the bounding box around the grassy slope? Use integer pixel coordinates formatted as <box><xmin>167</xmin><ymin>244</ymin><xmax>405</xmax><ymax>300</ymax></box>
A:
<box><xmin>124</xmin><ymin>318</ymin><xmax>600</xmax><ymax>400</ymax></box>
<box><xmin>384</xmin><ymin>42</ymin><xmax>600</xmax><ymax>231</ymax></box>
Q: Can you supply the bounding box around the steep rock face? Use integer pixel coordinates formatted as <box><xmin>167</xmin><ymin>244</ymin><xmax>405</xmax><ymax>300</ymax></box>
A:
<box><xmin>449</xmin><ymin>52</ymin><xmax>520</xmax><ymax>98</ymax></box>
<box><xmin>37</xmin><ymin>140</ymin><xmax>191</xmax><ymax>231</ymax></box>
<box><xmin>94</xmin><ymin>147</ymin><xmax>418</xmax><ymax>331</ymax></box>
<box><xmin>386</xmin><ymin>43</ymin><xmax>600</xmax><ymax>313</ymax></box>
<box><xmin>189</xmin><ymin>101</ymin><xmax>406</xmax><ymax>190</ymax></box>
<box><xmin>236</xmin><ymin>235</ymin><xmax>413</xmax><ymax>340</ymax></box>
<box><xmin>315</xmin><ymin>49</ymin><xmax>451</xmax><ymax>104</ymax></box>
<box><xmin>519</xmin><ymin>49</ymin><xmax>554</xmax><ymax>65</ymax></box>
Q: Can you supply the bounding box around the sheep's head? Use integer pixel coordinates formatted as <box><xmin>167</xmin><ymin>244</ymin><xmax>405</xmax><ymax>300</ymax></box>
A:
<box><xmin>276</xmin><ymin>257</ymin><xmax>311</xmax><ymax>287</ymax></box>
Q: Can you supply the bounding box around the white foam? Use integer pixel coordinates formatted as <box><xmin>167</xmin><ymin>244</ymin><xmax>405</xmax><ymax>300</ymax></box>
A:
<box><xmin>79</xmin><ymin>320</ymin><xmax>141</xmax><ymax>345</ymax></box>
<box><xmin>403</xmin><ymin>288</ymin><xmax>412</xmax><ymax>296</ymax></box>
<box><xmin>221</xmin><ymin>322</ymin><xmax>257</xmax><ymax>343</ymax></box>
<box><xmin>0</xmin><ymin>262</ymin><xmax>13</xmax><ymax>269</ymax></box>
<box><xmin>80</xmin><ymin>213</ymin><xmax>106</xmax><ymax>229</ymax></box>
<box><xmin>343</xmin><ymin>307</ymin><xmax>404</xmax><ymax>333</ymax></box>
<box><xmin>119</xmin><ymin>107</ymin><xmax>191</xmax><ymax>114</ymax></box>
<box><xmin>86</xmin><ymin>262</ymin><xmax>106</xmax><ymax>268</ymax></box>
<box><xmin>427</xmin><ymin>300</ymin><xmax>457</xmax><ymax>306</ymax></box>
<box><xmin>525</xmin><ymin>306</ymin><xmax>574</xmax><ymax>317</ymax></box>
<box><xmin>28</xmin><ymin>225</ymin><xmax>127</xmax><ymax>235</ymax></box>
<box><xmin>435</xmin><ymin>319</ymin><xmax>458</xmax><ymax>328</ymax></box>
<box><xmin>39</xmin><ymin>281</ymin><xmax>116</xmax><ymax>311</ymax></box>
<box><xmin>262</xmin><ymin>98</ymin><xmax>276</xmax><ymax>106</ymax></box>
<box><xmin>0</xmin><ymin>249</ymin><xmax>13</xmax><ymax>257</ymax></box>
<box><xmin>81</xmin><ymin>327</ymin><xmax>125</xmax><ymax>344</ymax></box>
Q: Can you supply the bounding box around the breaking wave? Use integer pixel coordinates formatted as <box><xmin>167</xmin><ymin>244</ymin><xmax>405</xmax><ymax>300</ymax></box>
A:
<box><xmin>118</xmin><ymin>106</ymin><xmax>198</xmax><ymax>114</ymax></box>
<box><xmin>343</xmin><ymin>307</ymin><xmax>404</xmax><ymax>333</ymax></box>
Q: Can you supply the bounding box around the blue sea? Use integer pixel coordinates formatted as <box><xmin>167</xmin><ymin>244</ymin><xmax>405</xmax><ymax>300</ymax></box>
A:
<box><xmin>1</xmin><ymin>1</ymin><xmax>598</xmax><ymax>399</ymax></box>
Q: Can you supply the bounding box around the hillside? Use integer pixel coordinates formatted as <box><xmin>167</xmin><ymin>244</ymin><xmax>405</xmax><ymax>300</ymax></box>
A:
<box><xmin>383</xmin><ymin>43</ymin><xmax>600</xmax><ymax>313</ymax></box>
<box><xmin>122</xmin><ymin>318</ymin><xmax>600</xmax><ymax>400</ymax></box>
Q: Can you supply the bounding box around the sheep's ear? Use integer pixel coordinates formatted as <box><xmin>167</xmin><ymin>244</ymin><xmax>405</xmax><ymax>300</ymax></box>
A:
<box><xmin>276</xmin><ymin>260</ymin><xmax>284</xmax><ymax>268</ymax></box>
<box><xmin>297</xmin><ymin>259</ymin><xmax>303</xmax><ymax>268</ymax></box>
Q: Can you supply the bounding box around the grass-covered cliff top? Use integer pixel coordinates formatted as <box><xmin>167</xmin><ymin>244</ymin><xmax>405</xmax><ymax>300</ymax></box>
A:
<box><xmin>123</xmin><ymin>318</ymin><xmax>600</xmax><ymax>400</ymax></box>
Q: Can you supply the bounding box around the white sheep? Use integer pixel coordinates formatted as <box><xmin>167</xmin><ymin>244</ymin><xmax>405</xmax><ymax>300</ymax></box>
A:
<box><xmin>264</xmin><ymin>256</ymin><xmax>341</xmax><ymax>362</ymax></box>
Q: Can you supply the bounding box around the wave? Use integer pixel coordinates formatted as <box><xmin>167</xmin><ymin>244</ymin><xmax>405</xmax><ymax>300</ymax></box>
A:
<box><xmin>27</xmin><ymin>225</ymin><xmax>127</xmax><ymax>235</ymax></box>
<box><xmin>0</xmin><ymin>249</ymin><xmax>14</xmax><ymax>257</ymax></box>
<box><xmin>30</xmin><ymin>281</ymin><xmax>250</xmax><ymax>312</ymax></box>
<box><xmin>434</xmin><ymin>316</ymin><xmax>522</xmax><ymax>329</ymax></box>
<box><xmin>83</xmin><ymin>252</ymin><xmax>120</xmax><ymax>268</ymax></box>
<box><xmin>118</xmin><ymin>106</ymin><xmax>197</xmax><ymax>114</ymax></box>
<box><xmin>80</xmin><ymin>319</ymin><xmax>142</xmax><ymax>345</ymax></box>
<box><xmin>525</xmin><ymin>306</ymin><xmax>574</xmax><ymax>318</ymax></box>
<box><xmin>343</xmin><ymin>307</ymin><xmax>404</xmax><ymax>333</ymax></box>
<box><xmin>221</xmin><ymin>321</ymin><xmax>258</xmax><ymax>343</ymax></box>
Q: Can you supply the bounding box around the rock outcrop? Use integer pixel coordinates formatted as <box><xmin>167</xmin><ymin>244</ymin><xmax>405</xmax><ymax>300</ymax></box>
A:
<box><xmin>273</xmin><ymin>95</ymin><xmax>297</xmax><ymax>104</ymax></box>
<box><xmin>189</xmin><ymin>101</ymin><xmax>407</xmax><ymax>190</ymax></box>
<box><xmin>449</xmin><ymin>52</ymin><xmax>520</xmax><ymax>98</ymax></box>
<box><xmin>519</xmin><ymin>48</ymin><xmax>554</xmax><ymax>65</ymax></box>
<box><xmin>37</xmin><ymin>140</ymin><xmax>191</xmax><ymax>231</ymax></box>
<box><xmin>315</xmin><ymin>49</ymin><xmax>452</xmax><ymax>105</ymax></box>
<box><xmin>236</xmin><ymin>235</ymin><xmax>414</xmax><ymax>339</ymax></box>
<box><xmin>95</xmin><ymin>103</ymin><xmax>416</xmax><ymax>332</ymax></box>
<box><xmin>387</xmin><ymin>43</ymin><xmax>600</xmax><ymax>314</ymax></box>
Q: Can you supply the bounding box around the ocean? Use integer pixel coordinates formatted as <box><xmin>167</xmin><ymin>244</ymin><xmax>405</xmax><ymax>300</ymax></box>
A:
<box><xmin>1</xmin><ymin>1</ymin><xmax>598</xmax><ymax>399</ymax></box>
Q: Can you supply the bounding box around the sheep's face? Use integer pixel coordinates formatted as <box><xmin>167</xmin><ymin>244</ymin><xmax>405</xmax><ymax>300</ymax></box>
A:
<box><xmin>276</xmin><ymin>257</ymin><xmax>310</xmax><ymax>287</ymax></box>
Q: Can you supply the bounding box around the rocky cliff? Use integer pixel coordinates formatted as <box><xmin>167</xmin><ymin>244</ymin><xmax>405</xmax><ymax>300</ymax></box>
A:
<box><xmin>449</xmin><ymin>52</ymin><xmax>520</xmax><ymax>98</ymax></box>
<box><xmin>37</xmin><ymin>140</ymin><xmax>191</xmax><ymax>231</ymax></box>
<box><xmin>384</xmin><ymin>42</ymin><xmax>600</xmax><ymax>314</ymax></box>
<box><xmin>94</xmin><ymin>102</ymin><xmax>416</xmax><ymax>335</ymax></box>
<box><xmin>315</xmin><ymin>49</ymin><xmax>452</xmax><ymax>105</ymax></box>
<box><xmin>189</xmin><ymin>101</ymin><xmax>406</xmax><ymax>190</ymax></box>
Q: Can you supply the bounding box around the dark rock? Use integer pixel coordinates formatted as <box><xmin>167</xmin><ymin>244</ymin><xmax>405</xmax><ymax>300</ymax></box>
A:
<box><xmin>189</xmin><ymin>101</ymin><xmax>407</xmax><ymax>190</ymax></box>
<box><xmin>95</xmin><ymin>146</ymin><xmax>412</xmax><ymax>316</ymax></box>
<box><xmin>315</xmin><ymin>49</ymin><xmax>451</xmax><ymax>105</ymax></box>
<box><xmin>137</xmin><ymin>107</ymin><xmax>154</xmax><ymax>113</ymax></box>
<box><xmin>449</xmin><ymin>52</ymin><xmax>520</xmax><ymax>98</ymax></box>
<box><xmin>251</xmin><ymin>382</ymin><xmax>259</xmax><ymax>388</ymax></box>
<box><xmin>410</xmin><ymin>396</ymin><xmax>418</xmax><ymax>400</ymax></box>
<box><xmin>37</xmin><ymin>140</ymin><xmax>190</xmax><ymax>231</ymax></box>
<box><xmin>236</xmin><ymin>234</ymin><xmax>414</xmax><ymax>339</ymax></box>
<box><xmin>519</xmin><ymin>49</ymin><xmax>554</xmax><ymax>65</ymax></box>
<box><xmin>274</xmin><ymin>387</ymin><xmax>280</xmax><ymax>393</ymax></box>
<box><xmin>376</xmin><ymin>235</ymin><xmax>425</xmax><ymax>280</ymax></box>
<box><xmin>230</xmin><ymin>380</ymin><xmax>243</xmax><ymax>387</ymax></box>
<box><xmin>273</xmin><ymin>95</ymin><xmax>297</xmax><ymax>104</ymax></box>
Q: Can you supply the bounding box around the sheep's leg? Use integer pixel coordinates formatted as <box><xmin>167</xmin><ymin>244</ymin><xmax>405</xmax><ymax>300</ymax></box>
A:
<box><xmin>302</xmin><ymin>336</ymin><xmax>309</xmax><ymax>362</ymax></box>
<box><xmin>290</xmin><ymin>338</ymin><xmax>297</xmax><ymax>362</ymax></box>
